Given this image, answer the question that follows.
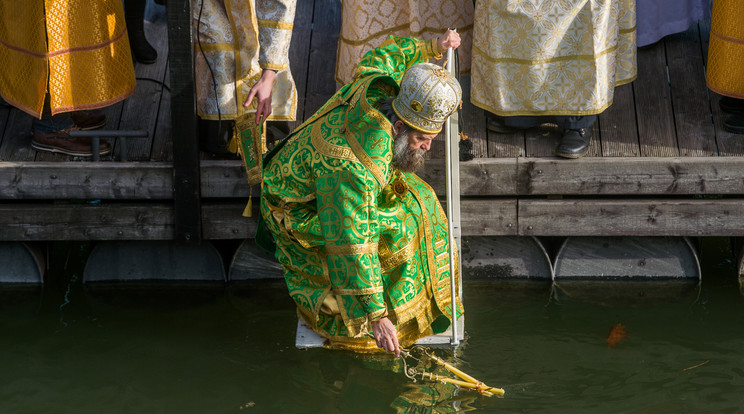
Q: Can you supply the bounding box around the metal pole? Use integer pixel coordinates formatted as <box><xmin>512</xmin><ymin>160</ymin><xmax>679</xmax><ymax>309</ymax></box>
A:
<box><xmin>444</xmin><ymin>37</ymin><xmax>461</xmax><ymax>347</ymax></box>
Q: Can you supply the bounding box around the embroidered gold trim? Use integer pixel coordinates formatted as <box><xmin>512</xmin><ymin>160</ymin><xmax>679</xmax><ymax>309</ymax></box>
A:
<box><xmin>344</xmin><ymin>86</ymin><xmax>388</xmax><ymax>189</ymax></box>
<box><xmin>259</xmin><ymin>61</ymin><xmax>287</xmax><ymax>71</ymax></box>
<box><xmin>194</xmin><ymin>42</ymin><xmax>238</xmax><ymax>52</ymax></box>
<box><xmin>312</xmin><ymin>124</ymin><xmax>358</xmax><ymax>161</ymax></box>
<box><xmin>380</xmin><ymin>230</ymin><xmax>422</xmax><ymax>272</ymax></box>
<box><xmin>472</xmin><ymin>42</ymin><xmax>621</xmax><ymax>65</ymax></box>
<box><xmin>408</xmin><ymin>184</ymin><xmax>439</xmax><ymax>295</ymax></box>
<box><xmin>257</xmin><ymin>19</ymin><xmax>294</xmax><ymax>30</ymax></box>
<box><xmin>471</xmin><ymin>95</ymin><xmax>616</xmax><ymax>117</ymax></box>
<box><xmin>334</xmin><ymin>286</ymin><xmax>384</xmax><ymax>295</ymax></box>
<box><xmin>325</xmin><ymin>242</ymin><xmax>377</xmax><ymax>256</ymax></box>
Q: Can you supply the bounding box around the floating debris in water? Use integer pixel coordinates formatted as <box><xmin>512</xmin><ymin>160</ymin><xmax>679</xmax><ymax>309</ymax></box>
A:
<box><xmin>682</xmin><ymin>360</ymin><xmax>709</xmax><ymax>371</ymax></box>
<box><xmin>606</xmin><ymin>323</ymin><xmax>627</xmax><ymax>348</ymax></box>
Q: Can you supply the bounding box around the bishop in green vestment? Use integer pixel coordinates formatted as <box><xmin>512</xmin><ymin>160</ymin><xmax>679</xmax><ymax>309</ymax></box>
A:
<box><xmin>260</xmin><ymin>30</ymin><xmax>463</xmax><ymax>356</ymax></box>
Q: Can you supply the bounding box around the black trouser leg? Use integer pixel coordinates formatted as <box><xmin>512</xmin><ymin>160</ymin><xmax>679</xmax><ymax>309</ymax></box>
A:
<box><xmin>124</xmin><ymin>0</ymin><xmax>157</xmax><ymax>64</ymax></box>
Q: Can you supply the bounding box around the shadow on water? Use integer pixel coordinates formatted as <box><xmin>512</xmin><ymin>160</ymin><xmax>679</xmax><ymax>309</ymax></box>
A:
<box><xmin>1</xmin><ymin>238</ymin><xmax>743</xmax><ymax>413</ymax></box>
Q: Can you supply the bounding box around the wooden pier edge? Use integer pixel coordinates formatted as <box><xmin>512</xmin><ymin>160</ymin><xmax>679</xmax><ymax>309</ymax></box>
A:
<box><xmin>4</xmin><ymin>156</ymin><xmax>744</xmax><ymax>201</ymax></box>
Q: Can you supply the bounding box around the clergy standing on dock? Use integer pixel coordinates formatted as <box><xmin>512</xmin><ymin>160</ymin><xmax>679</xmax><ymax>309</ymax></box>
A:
<box><xmin>470</xmin><ymin>0</ymin><xmax>637</xmax><ymax>159</ymax></box>
<box><xmin>256</xmin><ymin>31</ymin><xmax>464</xmax><ymax>356</ymax></box>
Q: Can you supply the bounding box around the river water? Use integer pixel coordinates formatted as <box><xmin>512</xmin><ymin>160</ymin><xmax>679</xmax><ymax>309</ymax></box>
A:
<box><xmin>1</xmin><ymin>239</ymin><xmax>743</xmax><ymax>413</ymax></box>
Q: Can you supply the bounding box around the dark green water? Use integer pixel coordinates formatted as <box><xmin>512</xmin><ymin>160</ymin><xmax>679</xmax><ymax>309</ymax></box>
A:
<box><xmin>1</xmin><ymin>239</ymin><xmax>743</xmax><ymax>414</ymax></box>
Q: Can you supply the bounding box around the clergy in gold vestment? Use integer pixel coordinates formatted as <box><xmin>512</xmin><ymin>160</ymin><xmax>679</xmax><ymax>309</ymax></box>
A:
<box><xmin>335</xmin><ymin>0</ymin><xmax>475</xmax><ymax>85</ymax></box>
<box><xmin>193</xmin><ymin>0</ymin><xmax>297</xmax><ymax>127</ymax></box>
<box><xmin>706</xmin><ymin>0</ymin><xmax>744</xmax><ymax>134</ymax></box>
<box><xmin>259</xmin><ymin>31</ymin><xmax>463</xmax><ymax>355</ymax></box>
<box><xmin>0</xmin><ymin>1</ymin><xmax>135</xmax><ymax>118</ymax></box>
<box><xmin>471</xmin><ymin>0</ymin><xmax>637</xmax><ymax>158</ymax></box>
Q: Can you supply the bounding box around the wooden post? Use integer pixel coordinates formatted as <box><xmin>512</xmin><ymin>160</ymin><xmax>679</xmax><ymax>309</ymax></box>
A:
<box><xmin>166</xmin><ymin>0</ymin><xmax>202</xmax><ymax>243</ymax></box>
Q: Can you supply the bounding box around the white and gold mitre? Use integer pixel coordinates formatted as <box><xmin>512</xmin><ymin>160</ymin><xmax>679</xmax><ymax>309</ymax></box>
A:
<box><xmin>392</xmin><ymin>62</ymin><xmax>462</xmax><ymax>134</ymax></box>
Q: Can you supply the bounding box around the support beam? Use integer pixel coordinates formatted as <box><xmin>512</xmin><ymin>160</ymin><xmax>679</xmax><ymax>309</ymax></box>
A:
<box><xmin>167</xmin><ymin>0</ymin><xmax>201</xmax><ymax>243</ymax></box>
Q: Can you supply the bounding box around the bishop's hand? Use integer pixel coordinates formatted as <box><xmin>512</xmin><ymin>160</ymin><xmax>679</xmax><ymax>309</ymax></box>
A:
<box><xmin>371</xmin><ymin>317</ymin><xmax>401</xmax><ymax>357</ymax></box>
<box><xmin>437</xmin><ymin>29</ymin><xmax>461</xmax><ymax>53</ymax></box>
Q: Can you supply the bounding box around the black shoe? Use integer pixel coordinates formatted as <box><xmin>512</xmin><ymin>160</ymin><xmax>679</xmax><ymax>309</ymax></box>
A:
<box><xmin>555</xmin><ymin>128</ymin><xmax>591</xmax><ymax>159</ymax></box>
<box><xmin>723</xmin><ymin>114</ymin><xmax>744</xmax><ymax>134</ymax></box>
<box><xmin>127</xmin><ymin>27</ymin><xmax>157</xmax><ymax>64</ymax></box>
<box><xmin>720</xmin><ymin>97</ymin><xmax>744</xmax><ymax>115</ymax></box>
<box><xmin>487</xmin><ymin>117</ymin><xmax>523</xmax><ymax>134</ymax></box>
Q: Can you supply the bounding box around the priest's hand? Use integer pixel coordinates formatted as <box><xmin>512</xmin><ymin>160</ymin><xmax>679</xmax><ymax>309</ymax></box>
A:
<box><xmin>372</xmin><ymin>317</ymin><xmax>401</xmax><ymax>357</ymax></box>
<box><xmin>244</xmin><ymin>69</ymin><xmax>276</xmax><ymax>125</ymax></box>
<box><xmin>437</xmin><ymin>29</ymin><xmax>461</xmax><ymax>53</ymax></box>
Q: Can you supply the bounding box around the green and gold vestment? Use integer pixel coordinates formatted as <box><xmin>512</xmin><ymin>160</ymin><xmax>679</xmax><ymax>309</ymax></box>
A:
<box><xmin>260</xmin><ymin>36</ymin><xmax>463</xmax><ymax>352</ymax></box>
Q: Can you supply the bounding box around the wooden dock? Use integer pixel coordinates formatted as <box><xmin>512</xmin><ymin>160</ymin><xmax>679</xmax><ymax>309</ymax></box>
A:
<box><xmin>0</xmin><ymin>1</ymin><xmax>741</xmax><ymax>280</ymax></box>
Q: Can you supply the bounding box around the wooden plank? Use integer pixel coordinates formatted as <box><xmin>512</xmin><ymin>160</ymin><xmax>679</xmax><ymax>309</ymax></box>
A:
<box><xmin>598</xmin><ymin>83</ymin><xmax>639</xmax><ymax>156</ymax></box>
<box><xmin>4</xmin><ymin>156</ymin><xmax>744</xmax><ymax>200</ymax></box>
<box><xmin>0</xmin><ymin>162</ymin><xmax>174</xmax><ymax>199</ymax></box>
<box><xmin>519</xmin><ymin>199</ymin><xmax>744</xmax><ymax>237</ymax></box>
<box><xmin>0</xmin><ymin>160</ymin><xmax>248</xmax><ymax>200</ymax></box>
<box><xmin>0</xmin><ymin>203</ymin><xmax>176</xmax><ymax>240</ymax></box>
<box><xmin>200</xmin><ymin>160</ymin><xmax>252</xmax><ymax>197</ymax></box>
<box><xmin>150</xmin><ymin>64</ymin><xmax>172</xmax><ymax>161</ymax></box>
<box><xmin>634</xmin><ymin>42</ymin><xmax>678</xmax><ymax>157</ymax></box>
<box><xmin>117</xmin><ymin>3</ymin><xmax>169</xmax><ymax>160</ymax></box>
<box><xmin>699</xmin><ymin>20</ymin><xmax>744</xmax><ymax>156</ymax></box>
<box><xmin>487</xmin><ymin>127</ymin><xmax>524</xmax><ymax>158</ymax></box>
<box><xmin>525</xmin><ymin>127</ymin><xmax>560</xmax><ymax>157</ymax></box>
<box><xmin>459</xmin><ymin>198</ymin><xmax>518</xmax><ymax>236</ymax></box>
<box><xmin>167</xmin><ymin>0</ymin><xmax>202</xmax><ymax>243</ymax></box>
<box><xmin>201</xmin><ymin>202</ymin><xmax>255</xmax><ymax>239</ymax></box>
<box><xmin>417</xmin><ymin>158</ymin><xmax>517</xmax><ymax>196</ymax></box>
<box><xmin>586</xmin><ymin>121</ymin><xmax>602</xmax><ymax>157</ymax></box>
<box><xmin>6</xmin><ymin>197</ymin><xmax>744</xmax><ymax>241</ymax></box>
<box><xmin>664</xmin><ymin>24</ymin><xmax>716</xmax><ymax>156</ymax></box>
<box><xmin>0</xmin><ymin>202</ymin><xmax>254</xmax><ymax>241</ymax></box>
<box><xmin>303</xmin><ymin>0</ymin><xmax>341</xmax><ymax>117</ymax></box>
<box><xmin>515</xmin><ymin>157</ymin><xmax>744</xmax><ymax>195</ymax></box>
<box><xmin>287</xmin><ymin>0</ymin><xmax>313</xmax><ymax>128</ymax></box>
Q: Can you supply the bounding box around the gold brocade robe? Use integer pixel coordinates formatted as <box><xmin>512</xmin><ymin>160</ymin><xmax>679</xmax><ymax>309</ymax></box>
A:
<box><xmin>335</xmin><ymin>0</ymin><xmax>475</xmax><ymax>85</ymax></box>
<box><xmin>0</xmin><ymin>1</ymin><xmax>136</xmax><ymax>118</ymax></box>
<box><xmin>192</xmin><ymin>0</ymin><xmax>297</xmax><ymax>121</ymax></box>
<box><xmin>706</xmin><ymin>0</ymin><xmax>744</xmax><ymax>99</ymax></box>
<box><xmin>260</xmin><ymin>36</ymin><xmax>462</xmax><ymax>352</ymax></box>
<box><xmin>471</xmin><ymin>0</ymin><xmax>637</xmax><ymax>116</ymax></box>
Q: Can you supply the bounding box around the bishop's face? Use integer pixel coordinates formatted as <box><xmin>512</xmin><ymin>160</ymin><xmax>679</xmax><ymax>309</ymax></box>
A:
<box><xmin>391</xmin><ymin>120</ymin><xmax>435</xmax><ymax>172</ymax></box>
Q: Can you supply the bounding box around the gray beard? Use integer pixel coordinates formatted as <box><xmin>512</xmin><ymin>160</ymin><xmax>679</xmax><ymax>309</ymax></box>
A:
<box><xmin>391</xmin><ymin>131</ymin><xmax>426</xmax><ymax>172</ymax></box>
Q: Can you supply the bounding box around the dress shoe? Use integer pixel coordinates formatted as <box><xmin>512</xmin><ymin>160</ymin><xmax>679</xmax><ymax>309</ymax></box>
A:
<box><xmin>127</xmin><ymin>27</ymin><xmax>157</xmax><ymax>64</ymax></box>
<box><xmin>555</xmin><ymin>128</ymin><xmax>591</xmax><ymax>159</ymax></box>
<box><xmin>719</xmin><ymin>97</ymin><xmax>744</xmax><ymax>114</ymax></box>
<box><xmin>724</xmin><ymin>114</ymin><xmax>744</xmax><ymax>135</ymax></box>
<box><xmin>70</xmin><ymin>110</ymin><xmax>106</xmax><ymax>130</ymax></box>
<box><xmin>32</xmin><ymin>128</ymin><xmax>112</xmax><ymax>157</ymax></box>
